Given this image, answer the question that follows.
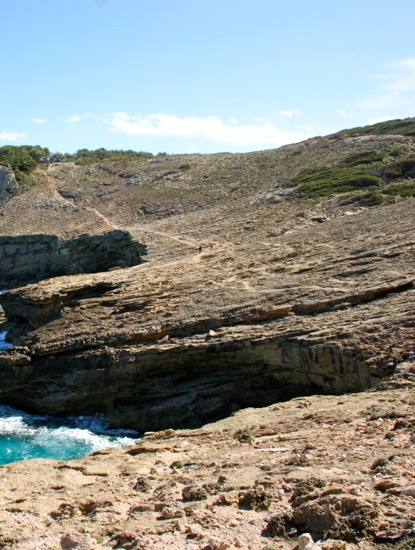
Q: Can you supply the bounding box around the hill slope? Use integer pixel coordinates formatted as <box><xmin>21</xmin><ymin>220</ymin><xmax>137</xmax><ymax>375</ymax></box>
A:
<box><xmin>0</xmin><ymin>120</ymin><xmax>413</xmax><ymax>549</ymax></box>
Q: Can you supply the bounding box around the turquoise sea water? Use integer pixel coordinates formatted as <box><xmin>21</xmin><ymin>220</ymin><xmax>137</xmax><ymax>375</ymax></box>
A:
<box><xmin>0</xmin><ymin>406</ymin><xmax>138</xmax><ymax>465</ymax></box>
<box><xmin>0</xmin><ymin>330</ymin><xmax>12</xmax><ymax>351</ymax></box>
<box><xmin>0</xmin><ymin>331</ymin><xmax>138</xmax><ymax>465</ymax></box>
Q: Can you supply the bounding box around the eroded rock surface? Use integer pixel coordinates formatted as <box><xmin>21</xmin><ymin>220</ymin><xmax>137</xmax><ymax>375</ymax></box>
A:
<box><xmin>0</xmin><ymin>376</ymin><xmax>414</xmax><ymax>549</ymax></box>
<box><xmin>0</xmin><ymin>230</ymin><xmax>145</xmax><ymax>289</ymax></box>
<box><xmin>0</xmin><ymin>132</ymin><xmax>413</xmax><ymax>548</ymax></box>
<box><xmin>0</xmin><ymin>201</ymin><xmax>413</xmax><ymax>430</ymax></box>
<box><xmin>0</xmin><ymin>165</ymin><xmax>19</xmax><ymax>203</ymax></box>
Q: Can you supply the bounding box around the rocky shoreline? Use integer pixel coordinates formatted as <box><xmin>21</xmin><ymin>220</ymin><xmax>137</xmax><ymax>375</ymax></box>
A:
<box><xmin>0</xmin><ymin>132</ymin><xmax>413</xmax><ymax>548</ymax></box>
<box><xmin>0</xmin><ymin>369</ymin><xmax>413</xmax><ymax>549</ymax></box>
<box><xmin>0</xmin><ymin>201</ymin><xmax>413</xmax><ymax>433</ymax></box>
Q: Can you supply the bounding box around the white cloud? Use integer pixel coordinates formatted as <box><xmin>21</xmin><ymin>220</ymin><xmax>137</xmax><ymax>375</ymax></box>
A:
<box><xmin>278</xmin><ymin>108</ymin><xmax>302</xmax><ymax>117</ymax></box>
<box><xmin>67</xmin><ymin>114</ymin><xmax>82</xmax><ymax>123</ymax></box>
<box><xmin>67</xmin><ymin>113</ymin><xmax>91</xmax><ymax>124</ymax></box>
<box><xmin>0</xmin><ymin>131</ymin><xmax>27</xmax><ymax>141</ymax></box>
<box><xmin>367</xmin><ymin>116</ymin><xmax>394</xmax><ymax>125</ymax></box>
<box><xmin>108</xmin><ymin>112</ymin><xmax>307</xmax><ymax>147</ymax></box>
<box><xmin>359</xmin><ymin>56</ymin><xmax>415</xmax><ymax>111</ymax></box>
<box><xmin>31</xmin><ymin>118</ymin><xmax>46</xmax><ymax>124</ymax></box>
<box><xmin>359</xmin><ymin>91</ymin><xmax>400</xmax><ymax>109</ymax></box>
<box><xmin>387</xmin><ymin>57</ymin><xmax>415</xmax><ymax>91</ymax></box>
<box><xmin>337</xmin><ymin>109</ymin><xmax>350</xmax><ymax>117</ymax></box>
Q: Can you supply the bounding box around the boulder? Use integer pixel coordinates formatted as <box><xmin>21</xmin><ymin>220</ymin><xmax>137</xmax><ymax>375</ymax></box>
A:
<box><xmin>0</xmin><ymin>165</ymin><xmax>19</xmax><ymax>203</ymax></box>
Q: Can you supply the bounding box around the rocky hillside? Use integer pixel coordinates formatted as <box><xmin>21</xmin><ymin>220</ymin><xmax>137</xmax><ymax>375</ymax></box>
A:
<box><xmin>0</xmin><ymin>119</ymin><xmax>413</xmax><ymax>549</ymax></box>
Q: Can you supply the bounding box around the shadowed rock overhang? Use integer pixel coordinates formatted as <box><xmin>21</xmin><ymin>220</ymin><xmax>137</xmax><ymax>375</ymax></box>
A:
<box><xmin>0</xmin><ymin>201</ymin><xmax>413</xmax><ymax>432</ymax></box>
<box><xmin>0</xmin><ymin>230</ymin><xmax>146</xmax><ymax>289</ymax></box>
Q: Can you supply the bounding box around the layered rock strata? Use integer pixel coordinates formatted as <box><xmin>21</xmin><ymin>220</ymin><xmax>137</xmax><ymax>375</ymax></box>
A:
<box><xmin>0</xmin><ymin>230</ymin><xmax>146</xmax><ymax>289</ymax></box>
<box><xmin>0</xmin><ymin>201</ymin><xmax>413</xmax><ymax>431</ymax></box>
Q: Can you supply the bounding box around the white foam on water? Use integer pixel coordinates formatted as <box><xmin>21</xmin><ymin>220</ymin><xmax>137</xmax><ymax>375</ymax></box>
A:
<box><xmin>0</xmin><ymin>296</ymin><xmax>138</xmax><ymax>463</ymax></box>
<box><xmin>0</xmin><ymin>331</ymin><xmax>12</xmax><ymax>351</ymax></box>
<box><xmin>0</xmin><ymin>405</ymin><xmax>139</xmax><ymax>465</ymax></box>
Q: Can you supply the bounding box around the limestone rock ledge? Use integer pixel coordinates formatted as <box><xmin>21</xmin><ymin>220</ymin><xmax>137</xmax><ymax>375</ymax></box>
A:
<box><xmin>0</xmin><ymin>283</ymin><xmax>412</xmax><ymax>432</ymax></box>
<box><xmin>0</xmin><ymin>377</ymin><xmax>414</xmax><ymax>549</ymax></box>
<box><xmin>0</xmin><ymin>229</ymin><xmax>146</xmax><ymax>289</ymax></box>
<box><xmin>0</xmin><ymin>201</ymin><xmax>413</xmax><ymax>431</ymax></box>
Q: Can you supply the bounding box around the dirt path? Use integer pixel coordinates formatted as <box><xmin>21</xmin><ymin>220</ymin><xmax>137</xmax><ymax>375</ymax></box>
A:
<box><xmin>41</xmin><ymin>168</ymin><xmax>119</xmax><ymax>231</ymax></box>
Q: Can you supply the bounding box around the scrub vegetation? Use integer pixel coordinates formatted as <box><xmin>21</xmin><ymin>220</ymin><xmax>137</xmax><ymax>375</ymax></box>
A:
<box><xmin>330</xmin><ymin>116</ymin><xmax>415</xmax><ymax>137</ymax></box>
<box><xmin>1</xmin><ymin>117</ymin><xmax>414</xmax><ymax>208</ymax></box>
<box><xmin>290</xmin><ymin>144</ymin><xmax>415</xmax><ymax>205</ymax></box>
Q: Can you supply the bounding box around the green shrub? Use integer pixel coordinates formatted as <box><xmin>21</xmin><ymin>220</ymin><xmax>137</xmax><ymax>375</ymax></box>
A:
<box><xmin>331</xmin><ymin>117</ymin><xmax>415</xmax><ymax>137</ymax></box>
<box><xmin>290</xmin><ymin>478</ymin><xmax>326</xmax><ymax>501</ymax></box>
<box><xmin>73</xmin><ymin>148</ymin><xmax>153</xmax><ymax>164</ymax></box>
<box><xmin>374</xmin><ymin>159</ymin><xmax>415</xmax><ymax>181</ymax></box>
<box><xmin>293</xmin><ymin>165</ymin><xmax>381</xmax><ymax>197</ymax></box>
<box><xmin>342</xmin><ymin>150</ymin><xmax>387</xmax><ymax>167</ymax></box>
<box><xmin>0</xmin><ymin>145</ymin><xmax>50</xmax><ymax>184</ymax></box>
<box><xmin>383</xmin><ymin>182</ymin><xmax>415</xmax><ymax>198</ymax></box>
<box><xmin>290</xmin><ymin>147</ymin><xmax>415</xmax><ymax>201</ymax></box>
<box><xmin>234</xmin><ymin>429</ymin><xmax>254</xmax><ymax>444</ymax></box>
<box><xmin>133</xmin><ymin>477</ymin><xmax>151</xmax><ymax>492</ymax></box>
<box><xmin>351</xmin><ymin>191</ymin><xmax>385</xmax><ymax>206</ymax></box>
<box><xmin>238</xmin><ymin>488</ymin><xmax>273</xmax><ymax>510</ymax></box>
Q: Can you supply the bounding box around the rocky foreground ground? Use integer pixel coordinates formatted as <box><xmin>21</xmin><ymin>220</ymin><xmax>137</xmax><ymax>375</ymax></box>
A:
<box><xmin>0</xmin><ymin>132</ymin><xmax>414</xmax><ymax>548</ymax></box>
<box><xmin>0</xmin><ymin>368</ymin><xmax>414</xmax><ymax>550</ymax></box>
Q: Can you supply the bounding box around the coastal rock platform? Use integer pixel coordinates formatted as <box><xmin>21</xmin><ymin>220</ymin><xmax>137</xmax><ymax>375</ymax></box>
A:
<box><xmin>0</xmin><ymin>200</ymin><xmax>413</xmax><ymax>432</ymax></box>
<box><xmin>0</xmin><ymin>133</ymin><xmax>413</xmax><ymax>548</ymax></box>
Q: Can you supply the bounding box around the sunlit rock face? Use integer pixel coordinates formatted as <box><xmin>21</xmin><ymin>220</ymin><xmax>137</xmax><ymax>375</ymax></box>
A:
<box><xmin>0</xmin><ymin>131</ymin><xmax>413</xmax><ymax>434</ymax></box>
<box><xmin>0</xmin><ymin>201</ymin><xmax>412</xmax><ymax>431</ymax></box>
<box><xmin>0</xmin><ymin>166</ymin><xmax>19</xmax><ymax>203</ymax></box>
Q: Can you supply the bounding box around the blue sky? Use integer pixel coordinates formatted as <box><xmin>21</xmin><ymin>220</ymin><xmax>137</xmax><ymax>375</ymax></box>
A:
<box><xmin>1</xmin><ymin>0</ymin><xmax>415</xmax><ymax>155</ymax></box>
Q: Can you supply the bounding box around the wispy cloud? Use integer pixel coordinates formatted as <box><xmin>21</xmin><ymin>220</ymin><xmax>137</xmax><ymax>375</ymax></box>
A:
<box><xmin>359</xmin><ymin>91</ymin><xmax>400</xmax><ymax>110</ymax></box>
<box><xmin>359</xmin><ymin>56</ymin><xmax>415</xmax><ymax>111</ymax></box>
<box><xmin>367</xmin><ymin>116</ymin><xmax>395</xmax><ymax>125</ymax></box>
<box><xmin>0</xmin><ymin>131</ymin><xmax>27</xmax><ymax>141</ymax></box>
<box><xmin>31</xmin><ymin>118</ymin><xmax>46</xmax><ymax>124</ymax></box>
<box><xmin>337</xmin><ymin>109</ymin><xmax>350</xmax><ymax>117</ymax></box>
<box><xmin>277</xmin><ymin>108</ymin><xmax>302</xmax><ymax>118</ymax></box>
<box><xmin>67</xmin><ymin>114</ymin><xmax>91</xmax><ymax>124</ymax></box>
<box><xmin>108</xmin><ymin>113</ymin><xmax>308</xmax><ymax>147</ymax></box>
<box><xmin>67</xmin><ymin>114</ymin><xmax>82</xmax><ymax>123</ymax></box>
<box><xmin>387</xmin><ymin>57</ymin><xmax>415</xmax><ymax>92</ymax></box>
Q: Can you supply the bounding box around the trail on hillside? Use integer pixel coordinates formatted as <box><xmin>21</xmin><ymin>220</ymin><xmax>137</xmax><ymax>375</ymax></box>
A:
<box><xmin>44</xmin><ymin>166</ymin><xmax>211</xmax><ymax>250</ymax></box>
<box><xmin>41</xmin><ymin>167</ymin><xmax>119</xmax><ymax>231</ymax></box>
<box><xmin>128</xmin><ymin>226</ymin><xmax>202</xmax><ymax>248</ymax></box>
<box><xmin>38</xmin><ymin>167</ymin><xmax>276</xmax><ymax>299</ymax></box>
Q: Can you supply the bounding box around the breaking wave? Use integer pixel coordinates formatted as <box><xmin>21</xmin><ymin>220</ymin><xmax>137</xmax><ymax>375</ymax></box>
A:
<box><xmin>0</xmin><ymin>405</ymin><xmax>138</xmax><ymax>465</ymax></box>
<box><xmin>0</xmin><ymin>304</ymin><xmax>137</xmax><ymax>464</ymax></box>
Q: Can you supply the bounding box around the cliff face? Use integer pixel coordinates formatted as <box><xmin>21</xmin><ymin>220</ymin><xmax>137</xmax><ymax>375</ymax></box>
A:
<box><xmin>0</xmin><ymin>165</ymin><xmax>19</xmax><ymax>202</ymax></box>
<box><xmin>0</xmin><ymin>330</ymin><xmax>388</xmax><ymax>430</ymax></box>
<box><xmin>0</xmin><ymin>200</ymin><xmax>413</xmax><ymax>431</ymax></box>
<box><xmin>0</xmin><ymin>230</ymin><xmax>146</xmax><ymax>289</ymax></box>
<box><xmin>0</xmin><ymin>129</ymin><xmax>414</xmax><ymax>548</ymax></box>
